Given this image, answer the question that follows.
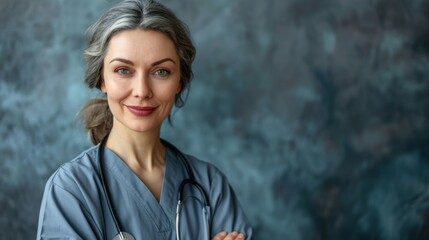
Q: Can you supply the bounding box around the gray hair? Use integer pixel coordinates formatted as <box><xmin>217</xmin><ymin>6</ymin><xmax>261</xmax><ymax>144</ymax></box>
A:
<box><xmin>79</xmin><ymin>0</ymin><xmax>196</xmax><ymax>144</ymax></box>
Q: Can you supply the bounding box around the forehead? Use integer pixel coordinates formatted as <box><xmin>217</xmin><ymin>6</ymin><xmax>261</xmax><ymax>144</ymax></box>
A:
<box><xmin>105</xmin><ymin>29</ymin><xmax>179</xmax><ymax>62</ymax></box>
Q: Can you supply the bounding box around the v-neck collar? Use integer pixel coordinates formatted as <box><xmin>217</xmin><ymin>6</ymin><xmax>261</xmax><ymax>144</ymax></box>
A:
<box><xmin>102</xmin><ymin>146</ymin><xmax>187</xmax><ymax>232</ymax></box>
<box><xmin>159</xmin><ymin>147</ymin><xmax>187</xmax><ymax>219</ymax></box>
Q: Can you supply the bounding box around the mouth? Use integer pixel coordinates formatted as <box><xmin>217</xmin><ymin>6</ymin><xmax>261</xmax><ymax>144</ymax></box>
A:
<box><xmin>126</xmin><ymin>105</ymin><xmax>158</xmax><ymax>117</ymax></box>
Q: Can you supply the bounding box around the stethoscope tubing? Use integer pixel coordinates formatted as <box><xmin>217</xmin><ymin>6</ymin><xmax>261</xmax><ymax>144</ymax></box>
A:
<box><xmin>98</xmin><ymin>136</ymin><xmax>130</xmax><ymax>240</ymax></box>
<box><xmin>97</xmin><ymin>135</ymin><xmax>211</xmax><ymax>240</ymax></box>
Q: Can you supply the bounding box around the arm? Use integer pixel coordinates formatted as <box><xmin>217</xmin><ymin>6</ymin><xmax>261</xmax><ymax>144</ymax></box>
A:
<box><xmin>209</xmin><ymin>171</ymin><xmax>253</xmax><ymax>239</ymax></box>
<box><xmin>37</xmin><ymin>174</ymin><xmax>102</xmax><ymax>240</ymax></box>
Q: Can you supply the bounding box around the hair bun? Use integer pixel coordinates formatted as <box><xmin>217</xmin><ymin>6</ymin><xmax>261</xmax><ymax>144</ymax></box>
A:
<box><xmin>77</xmin><ymin>98</ymin><xmax>112</xmax><ymax>145</ymax></box>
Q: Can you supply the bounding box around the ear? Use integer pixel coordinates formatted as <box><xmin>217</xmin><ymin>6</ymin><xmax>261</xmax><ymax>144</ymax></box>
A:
<box><xmin>100</xmin><ymin>77</ymin><xmax>106</xmax><ymax>93</ymax></box>
<box><xmin>176</xmin><ymin>80</ymin><xmax>182</xmax><ymax>94</ymax></box>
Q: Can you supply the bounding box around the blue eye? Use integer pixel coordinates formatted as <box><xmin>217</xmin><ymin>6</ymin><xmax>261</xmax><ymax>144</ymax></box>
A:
<box><xmin>154</xmin><ymin>69</ymin><xmax>170</xmax><ymax>76</ymax></box>
<box><xmin>115</xmin><ymin>68</ymin><xmax>131</xmax><ymax>75</ymax></box>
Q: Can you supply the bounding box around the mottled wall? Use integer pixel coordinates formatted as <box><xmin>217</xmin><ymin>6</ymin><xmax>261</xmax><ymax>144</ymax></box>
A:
<box><xmin>1</xmin><ymin>0</ymin><xmax>429</xmax><ymax>239</ymax></box>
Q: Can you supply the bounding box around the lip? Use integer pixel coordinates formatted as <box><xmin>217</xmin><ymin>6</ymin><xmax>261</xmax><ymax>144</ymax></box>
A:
<box><xmin>126</xmin><ymin>105</ymin><xmax>158</xmax><ymax>117</ymax></box>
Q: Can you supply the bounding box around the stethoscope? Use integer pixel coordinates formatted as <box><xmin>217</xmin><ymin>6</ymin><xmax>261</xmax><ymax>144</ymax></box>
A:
<box><xmin>97</xmin><ymin>135</ymin><xmax>211</xmax><ymax>240</ymax></box>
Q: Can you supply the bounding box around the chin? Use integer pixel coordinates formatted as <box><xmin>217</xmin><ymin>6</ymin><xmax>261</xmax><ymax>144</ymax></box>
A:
<box><xmin>129</xmin><ymin>123</ymin><xmax>162</xmax><ymax>133</ymax></box>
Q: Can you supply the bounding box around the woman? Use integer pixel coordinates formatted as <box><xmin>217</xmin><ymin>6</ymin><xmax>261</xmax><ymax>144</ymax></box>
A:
<box><xmin>36</xmin><ymin>0</ymin><xmax>252</xmax><ymax>239</ymax></box>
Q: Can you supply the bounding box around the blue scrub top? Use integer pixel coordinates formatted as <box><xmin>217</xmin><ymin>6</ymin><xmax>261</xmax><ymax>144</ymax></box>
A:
<box><xmin>37</xmin><ymin>143</ymin><xmax>253</xmax><ymax>239</ymax></box>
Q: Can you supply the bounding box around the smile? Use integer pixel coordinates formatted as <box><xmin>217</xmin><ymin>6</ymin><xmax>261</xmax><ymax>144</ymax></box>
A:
<box><xmin>126</xmin><ymin>105</ymin><xmax>158</xmax><ymax>117</ymax></box>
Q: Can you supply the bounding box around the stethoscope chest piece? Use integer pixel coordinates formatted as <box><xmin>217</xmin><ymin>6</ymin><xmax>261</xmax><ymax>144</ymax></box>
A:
<box><xmin>112</xmin><ymin>231</ymin><xmax>135</xmax><ymax>240</ymax></box>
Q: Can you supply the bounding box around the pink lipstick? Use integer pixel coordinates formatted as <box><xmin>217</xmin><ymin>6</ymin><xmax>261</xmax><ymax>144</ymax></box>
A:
<box><xmin>126</xmin><ymin>105</ymin><xmax>158</xmax><ymax>117</ymax></box>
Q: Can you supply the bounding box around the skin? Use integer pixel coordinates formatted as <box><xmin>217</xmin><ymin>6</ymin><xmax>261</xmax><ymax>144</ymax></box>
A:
<box><xmin>101</xmin><ymin>29</ymin><xmax>180</xmax><ymax>201</ymax></box>
<box><xmin>212</xmin><ymin>231</ymin><xmax>246</xmax><ymax>240</ymax></box>
<box><xmin>101</xmin><ymin>29</ymin><xmax>245</xmax><ymax>240</ymax></box>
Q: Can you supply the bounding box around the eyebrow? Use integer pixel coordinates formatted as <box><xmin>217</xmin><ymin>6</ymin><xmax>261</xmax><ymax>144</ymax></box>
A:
<box><xmin>109</xmin><ymin>57</ymin><xmax>177</xmax><ymax>66</ymax></box>
<box><xmin>109</xmin><ymin>58</ymin><xmax>134</xmax><ymax>65</ymax></box>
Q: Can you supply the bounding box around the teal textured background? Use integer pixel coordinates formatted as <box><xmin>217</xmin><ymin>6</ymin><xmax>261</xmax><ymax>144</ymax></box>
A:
<box><xmin>1</xmin><ymin>0</ymin><xmax>429</xmax><ymax>239</ymax></box>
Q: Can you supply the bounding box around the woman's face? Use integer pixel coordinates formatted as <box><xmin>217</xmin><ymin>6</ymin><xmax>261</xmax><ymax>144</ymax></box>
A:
<box><xmin>101</xmin><ymin>29</ymin><xmax>181</xmax><ymax>134</ymax></box>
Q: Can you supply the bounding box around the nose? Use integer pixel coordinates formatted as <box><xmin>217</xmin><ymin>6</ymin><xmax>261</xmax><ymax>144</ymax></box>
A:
<box><xmin>133</xmin><ymin>73</ymin><xmax>152</xmax><ymax>99</ymax></box>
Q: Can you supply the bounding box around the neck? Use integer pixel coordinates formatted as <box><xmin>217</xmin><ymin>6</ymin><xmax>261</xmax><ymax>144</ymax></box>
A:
<box><xmin>105</xmin><ymin>122</ymin><xmax>165</xmax><ymax>172</ymax></box>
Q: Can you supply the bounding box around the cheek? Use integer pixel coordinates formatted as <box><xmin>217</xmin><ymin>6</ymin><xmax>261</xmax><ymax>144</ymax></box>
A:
<box><xmin>102</xmin><ymin>75</ymin><xmax>130</xmax><ymax>101</ymax></box>
<box><xmin>162</xmin><ymin>84</ymin><xmax>181</xmax><ymax>102</ymax></box>
<box><xmin>103</xmin><ymin>85</ymin><xmax>129</xmax><ymax>108</ymax></box>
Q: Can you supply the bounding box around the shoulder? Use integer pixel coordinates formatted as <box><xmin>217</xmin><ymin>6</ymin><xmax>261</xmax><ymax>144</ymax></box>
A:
<box><xmin>183</xmin><ymin>154</ymin><xmax>225</xmax><ymax>178</ymax></box>
<box><xmin>38</xmin><ymin>145</ymin><xmax>105</xmax><ymax>239</ymax></box>
<box><xmin>46</xmin><ymin>145</ymin><xmax>100</xmax><ymax>193</ymax></box>
<box><xmin>181</xmin><ymin>153</ymin><xmax>231</xmax><ymax>193</ymax></box>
